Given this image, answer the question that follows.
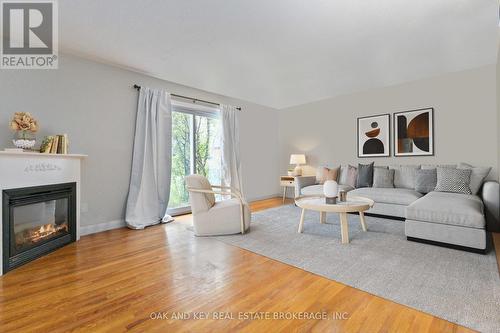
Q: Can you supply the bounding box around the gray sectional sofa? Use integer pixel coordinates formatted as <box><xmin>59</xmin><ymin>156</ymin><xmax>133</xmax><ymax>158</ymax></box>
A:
<box><xmin>294</xmin><ymin>164</ymin><xmax>499</xmax><ymax>252</ymax></box>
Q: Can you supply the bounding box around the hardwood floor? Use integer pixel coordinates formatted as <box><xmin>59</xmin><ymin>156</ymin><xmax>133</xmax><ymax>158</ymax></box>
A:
<box><xmin>0</xmin><ymin>197</ymin><xmax>484</xmax><ymax>332</ymax></box>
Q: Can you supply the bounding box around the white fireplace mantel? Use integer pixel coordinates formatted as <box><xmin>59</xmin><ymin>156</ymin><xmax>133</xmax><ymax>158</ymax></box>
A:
<box><xmin>0</xmin><ymin>152</ymin><xmax>86</xmax><ymax>275</ymax></box>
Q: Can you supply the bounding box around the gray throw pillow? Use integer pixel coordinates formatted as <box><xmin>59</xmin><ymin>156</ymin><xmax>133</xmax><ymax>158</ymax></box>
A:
<box><xmin>414</xmin><ymin>169</ymin><xmax>437</xmax><ymax>193</ymax></box>
<box><xmin>458</xmin><ymin>163</ymin><xmax>491</xmax><ymax>195</ymax></box>
<box><xmin>356</xmin><ymin>162</ymin><xmax>374</xmax><ymax>188</ymax></box>
<box><xmin>373</xmin><ymin>168</ymin><xmax>394</xmax><ymax>188</ymax></box>
<box><xmin>434</xmin><ymin>167</ymin><xmax>472</xmax><ymax>194</ymax></box>
<box><xmin>390</xmin><ymin>165</ymin><xmax>420</xmax><ymax>189</ymax></box>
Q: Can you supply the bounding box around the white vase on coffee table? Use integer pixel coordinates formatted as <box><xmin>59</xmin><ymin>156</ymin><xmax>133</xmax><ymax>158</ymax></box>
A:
<box><xmin>324</xmin><ymin>180</ymin><xmax>338</xmax><ymax>204</ymax></box>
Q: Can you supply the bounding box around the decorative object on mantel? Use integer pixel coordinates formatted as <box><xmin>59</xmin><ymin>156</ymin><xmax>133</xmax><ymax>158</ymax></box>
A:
<box><xmin>289</xmin><ymin>154</ymin><xmax>306</xmax><ymax>176</ymax></box>
<box><xmin>40</xmin><ymin>134</ymin><xmax>69</xmax><ymax>154</ymax></box>
<box><xmin>323</xmin><ymin>180</ymin><xmax>338</xmax><ymax>204</ymax></box>
<box><xmin>10</xmin><ymin>112</ymin><xmax>38</xmax><ymax>149</ymax></box>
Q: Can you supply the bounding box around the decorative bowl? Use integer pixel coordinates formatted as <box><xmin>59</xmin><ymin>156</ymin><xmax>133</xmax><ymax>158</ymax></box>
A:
<box><xmin>13</xmin><ymin>139</ymin><xmax>36</xmax><ymax>149</ymax></box>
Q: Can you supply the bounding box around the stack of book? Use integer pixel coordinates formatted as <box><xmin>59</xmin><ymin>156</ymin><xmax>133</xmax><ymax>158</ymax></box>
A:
<box><xmin>40</xmin><ymin>134</ymin><xmax>69</xmax><ymax>154</ymax></box>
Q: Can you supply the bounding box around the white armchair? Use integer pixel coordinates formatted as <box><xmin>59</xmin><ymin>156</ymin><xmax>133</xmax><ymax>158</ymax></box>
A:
<box><xmin>185</xmin><ymin>174</ymin><xmax>251</xmax><ymax>236</ymax></box>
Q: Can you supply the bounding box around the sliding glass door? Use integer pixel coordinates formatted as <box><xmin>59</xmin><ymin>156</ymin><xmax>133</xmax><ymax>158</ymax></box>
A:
<box><xmin>168</xmin><ymin>103</ymin><xmax>222</xmax><ymax>215</ymax></box>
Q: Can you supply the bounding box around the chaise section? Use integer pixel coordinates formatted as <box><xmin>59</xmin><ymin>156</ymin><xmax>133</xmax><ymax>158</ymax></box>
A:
<box><xmin>406</xmin><ymin>192</ymin><xmax>485</xmax><ymax>229</ymax></box>
<box><xmin>405</xmin><ymin>220</ymin><xmax>486</xmax><ymax>250</ymax></box>
<box><xmin>405</xmin><ymin>191</ymin><xmax>486</xmax><ymax>250</ymax></box>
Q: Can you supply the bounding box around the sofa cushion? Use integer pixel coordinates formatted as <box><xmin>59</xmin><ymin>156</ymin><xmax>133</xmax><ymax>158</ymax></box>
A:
<box><xmin>406</xmin><ymin>191</ymin><xmax>485</xmax><ymax>229</ymax></box>
<box><xmin>434</xmin><ymin>167</ymin><xmax>472</xmax><ymax>195</ymax></box>
<box><xmin>356</xmin><ymin>162</ymin><xmax>374</xmax><ymax>188</ymax></box>
<box><xmin>390</xmin><ymin>165</ymin><xmax>420</xmax><ymax>189</ymax></box>
<box><xmin>414</xmin><ymin>169</ymin><xmax>437</xmax><ymax>194</ymax></box>
<box><xmin>348</xmin><ymin>187</ymin><xmax>422</xmax><ymax>205</ymax></box>
<box><xmin>458</xmin><ymin>163</ymin><xmax>491</xmax><ymax>195</ymax></box>
<box><xmin>301</xmin><ymin>184</ymin><xmax>354</xmax><ymax>196</ymax></box>
<box><xmin>373</xmin><ymin>168</ymin><xmax>394</xmax><ymax>188</ymax></box>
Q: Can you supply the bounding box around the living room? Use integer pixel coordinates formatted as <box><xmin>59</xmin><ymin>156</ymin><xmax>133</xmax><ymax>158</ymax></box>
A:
<box><xmin>0</xmin><ymin>1</ymin><xmax>499</xmax><ymax>332</ymax></box>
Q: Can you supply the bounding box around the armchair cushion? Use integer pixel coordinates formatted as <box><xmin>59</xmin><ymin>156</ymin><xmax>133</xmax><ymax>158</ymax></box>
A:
<box><xmin>185</xmin><ymin>174</ymin><xmax>216</xmax><ymax>213</ymax></box>
<box><xmin>193</xmin><ymin>198</ymin><xmax>251</xmax><ymax>236</ymax></box>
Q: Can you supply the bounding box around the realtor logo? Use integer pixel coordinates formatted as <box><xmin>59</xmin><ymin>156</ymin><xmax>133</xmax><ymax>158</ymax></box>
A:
<box><xmin>1</xmin><ymin>0</ymin><xmax>58</xmax><ymax>69</ymax></box>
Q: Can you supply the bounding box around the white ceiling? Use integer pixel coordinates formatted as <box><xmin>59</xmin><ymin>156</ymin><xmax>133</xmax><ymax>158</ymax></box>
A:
<box><xmin>59</xmin><ymin>0</ymin><xmax>498</xmax><ymax>109</ymax></box>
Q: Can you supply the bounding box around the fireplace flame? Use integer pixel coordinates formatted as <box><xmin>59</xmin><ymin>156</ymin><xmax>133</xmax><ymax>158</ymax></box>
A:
<box><xmin>15</xmin><ymin>222</ymin><xmax>68</xmax><ymax>247</ymax></box>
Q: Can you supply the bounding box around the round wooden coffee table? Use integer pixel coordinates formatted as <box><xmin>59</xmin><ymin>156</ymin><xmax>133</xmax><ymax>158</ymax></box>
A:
<box><xmin>295</xmin><ymin>196</ymin><xmax>374</xmax><ymax>244</ymax></box>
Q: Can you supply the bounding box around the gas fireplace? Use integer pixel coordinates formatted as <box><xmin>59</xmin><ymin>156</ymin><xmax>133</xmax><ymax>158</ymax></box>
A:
<box><xmin>2</xmin><ymin>182</ymin><xmax>76</xmax><ymax>273</ymax></box>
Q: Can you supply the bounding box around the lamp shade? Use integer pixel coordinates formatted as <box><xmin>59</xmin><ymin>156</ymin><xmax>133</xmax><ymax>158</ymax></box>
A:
<box><xmin>290</xmin><ymin>154</ymin><xmax>306</xmax><ymax>165</ymax></box>
<box><xmin>323</xmin><ymin>180</ymin><xmax>338</xmax><ymax>198</ymax></box>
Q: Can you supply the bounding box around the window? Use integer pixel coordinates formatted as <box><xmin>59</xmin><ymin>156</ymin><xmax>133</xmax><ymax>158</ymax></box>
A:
<box><xmin>168</xmin><ymin>101</ymin><xmax>222</xmax><ymax>215</ymax></box>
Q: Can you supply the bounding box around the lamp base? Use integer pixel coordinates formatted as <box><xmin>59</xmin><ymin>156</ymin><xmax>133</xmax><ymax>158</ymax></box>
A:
<box><xmin>325</xmin><ymin>197</ymin><xmax>337</xmax><ymax>204</ymax></box>
<box><xmin>293</xmin><ymin>165</ymin><xmax>302</xmax><ymax>176</ymax></box>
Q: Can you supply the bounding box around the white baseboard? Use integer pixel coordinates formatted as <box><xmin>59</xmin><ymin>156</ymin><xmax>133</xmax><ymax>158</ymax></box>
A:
<box><xmin>80</xmin><ymin>219</ymin><xmax>126</xmax><ymax>236</ymax></box>
<box><xmin>248</xmin><ymin>193</ymin><xmax>282</xmax><ymax>202</ymax></box>
<box><xmin>80</xmin><ymin>194</ymin><xmax>281</xmax><ymax>237</ymax></box>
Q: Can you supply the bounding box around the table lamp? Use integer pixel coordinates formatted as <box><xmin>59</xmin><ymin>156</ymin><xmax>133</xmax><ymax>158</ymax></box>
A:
<box><xmin>289</xmin><ymin>154</ymin><xmax>306</xmax><ymax>176</ymax></box>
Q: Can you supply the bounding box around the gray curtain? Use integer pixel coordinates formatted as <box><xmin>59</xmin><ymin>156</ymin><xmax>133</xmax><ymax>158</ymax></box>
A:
<box><xmin>221</xmin><ymin>104</ymin><xmax>243</xmax><ymax>193</ymax></box>
<box><xmin>125</xmin><ymin>87</ymin><xmax>173</xmax><ymax>229</ymax></box>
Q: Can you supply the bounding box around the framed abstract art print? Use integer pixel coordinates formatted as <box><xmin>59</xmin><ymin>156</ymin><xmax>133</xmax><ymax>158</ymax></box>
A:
<box><xmin>357</xmin><ymin>114</ymin><xmax>390</xmax><ymax>158</ymax></box>
<box><xmin>394</xmin><ymin>108</ymin><xmax>434</xmax><ymax>157</ymax></box>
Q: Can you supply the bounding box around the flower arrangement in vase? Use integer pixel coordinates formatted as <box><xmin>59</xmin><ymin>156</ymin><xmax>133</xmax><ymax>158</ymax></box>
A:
<box><xmin>10</xmin><ymin>112</ymin><xmax>39</xmax><ymax>150</ymax></box>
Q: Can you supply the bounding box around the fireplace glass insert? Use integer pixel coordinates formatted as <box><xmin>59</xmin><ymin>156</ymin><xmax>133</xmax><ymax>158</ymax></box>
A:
<box><xmin>3</xmin><ymin>183</ymin><xmax>76</xmax><ymax>273</ymax></box>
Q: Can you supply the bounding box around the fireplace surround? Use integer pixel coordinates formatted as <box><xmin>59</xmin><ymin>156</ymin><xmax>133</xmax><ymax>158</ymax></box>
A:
<box><xmin>0</xmin><ymin>151</ymin><xmax>85</xmax><ymax>275</ymax></box>
<box><xmin>2</xmin><ymin>183</ymin><xmax>77</xmax><ymax>273</ymax></box>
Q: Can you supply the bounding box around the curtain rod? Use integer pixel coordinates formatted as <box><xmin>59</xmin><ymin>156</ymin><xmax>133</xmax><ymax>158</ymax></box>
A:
<box><xmin>133</xmin><ymin>84</ymin><xmax>242</xmax><ymax>110</ymax></box>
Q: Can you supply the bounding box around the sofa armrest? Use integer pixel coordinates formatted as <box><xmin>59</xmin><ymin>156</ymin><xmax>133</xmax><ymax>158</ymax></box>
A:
<box><xmin>482</xmin><ymin>181</ymin><xmax>499</xmax><ymax>232</ymax></box>
<box><xmin>294</xmin><ymin>176</ymin><xmax>317</xmax><ymax>198</ymax></box>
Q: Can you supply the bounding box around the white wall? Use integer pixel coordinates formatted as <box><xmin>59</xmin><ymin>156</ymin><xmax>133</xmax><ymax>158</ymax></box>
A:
<box><xmin>0</xmin><ymin>54</ymin><xmax>281</xmax><ymax>227</ymax></box>
<box><xmin>278</xmin><ymin>65</ymin><xmax>498</xmax><ymax>180</ymax></box>
<box><xmin>2</xmin><ymin>54</ymin><xmax>496</xmax><ymax>228</ymax></box>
